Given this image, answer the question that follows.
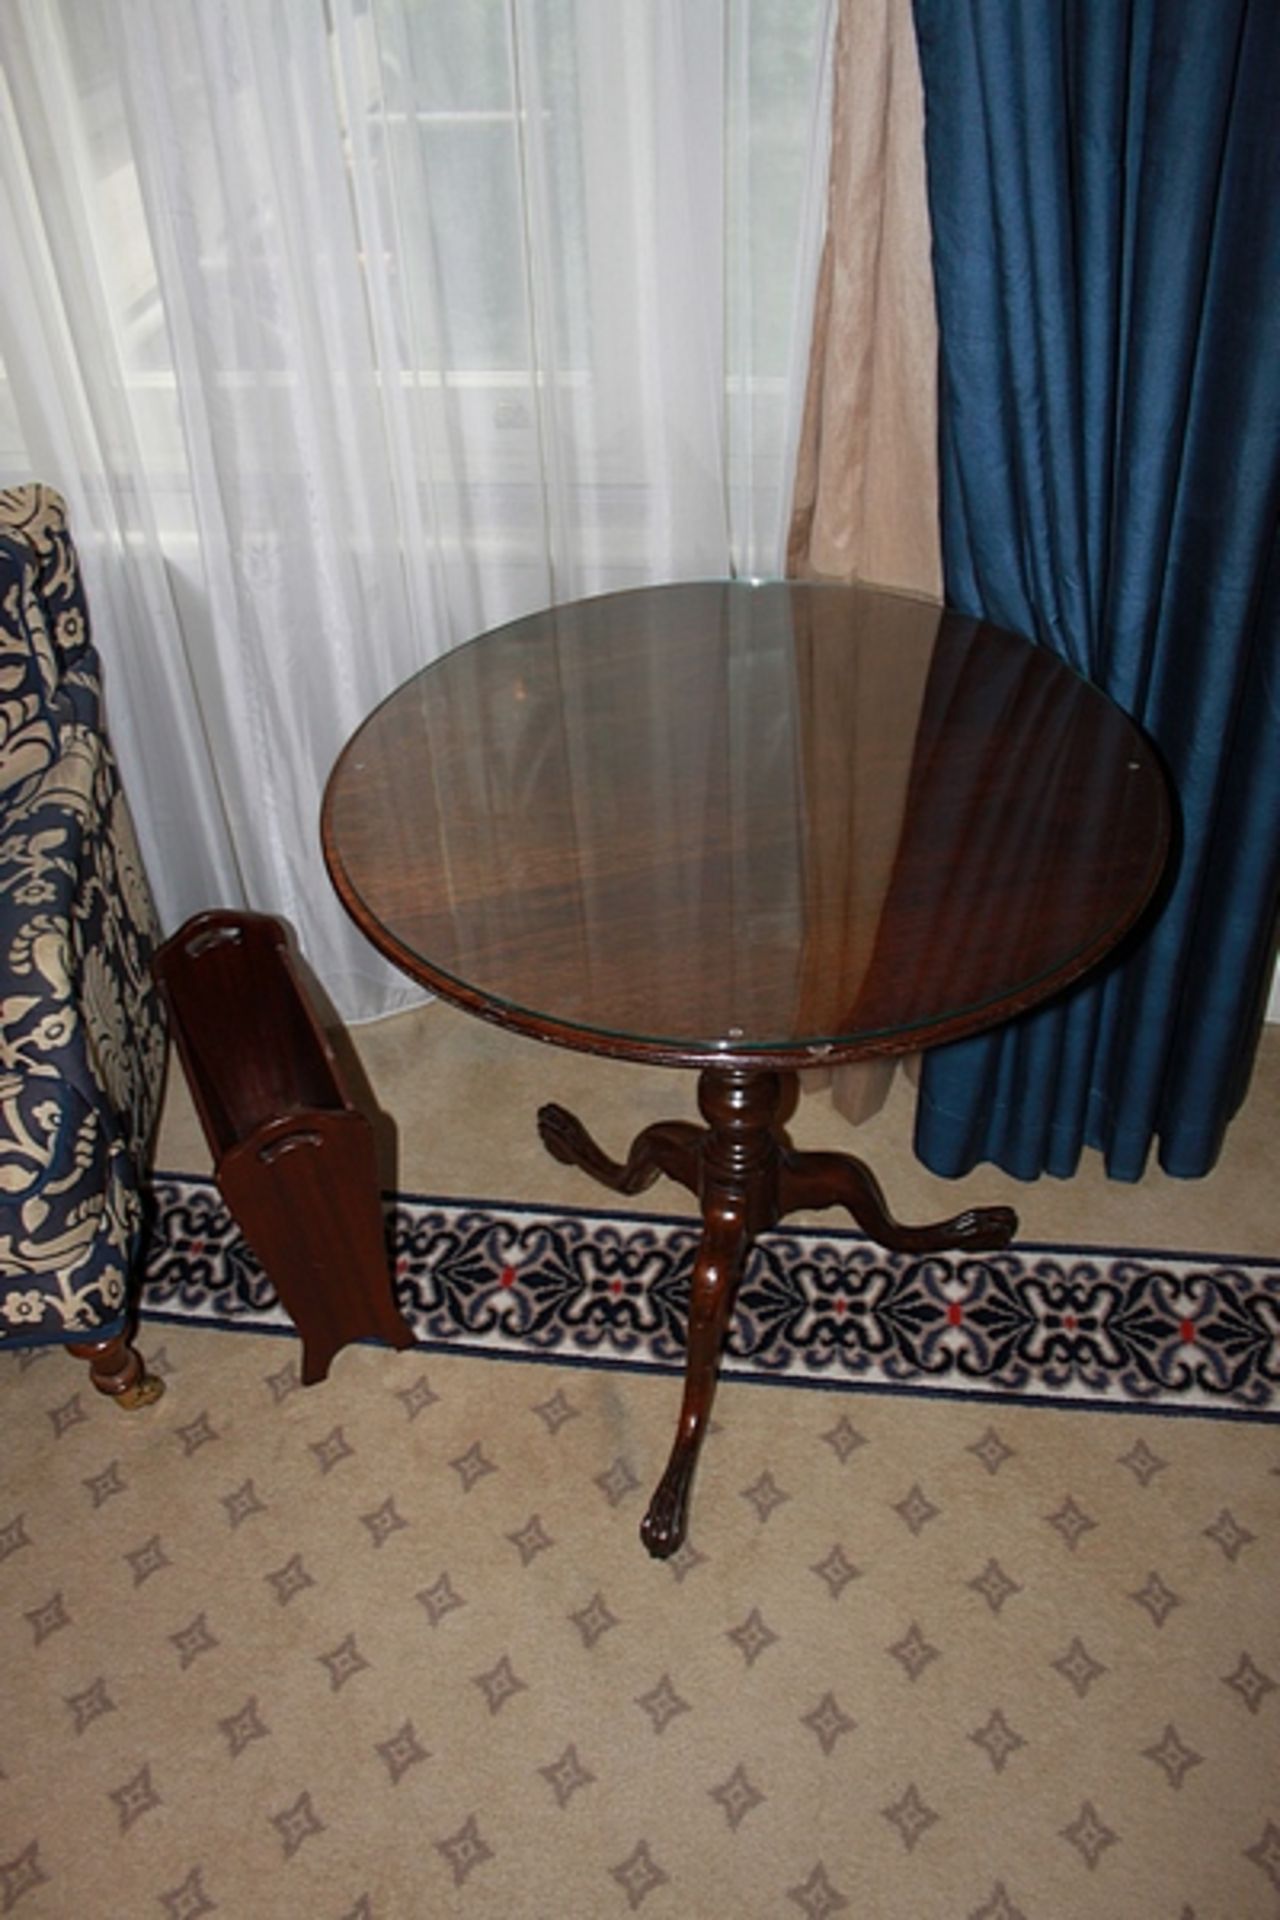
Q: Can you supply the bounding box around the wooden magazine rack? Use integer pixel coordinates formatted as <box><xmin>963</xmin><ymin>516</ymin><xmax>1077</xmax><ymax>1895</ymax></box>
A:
<box><xmin>153</xmin><ymin>909</ymin><xmax>414</xmax><ymax>1383</ymax></box>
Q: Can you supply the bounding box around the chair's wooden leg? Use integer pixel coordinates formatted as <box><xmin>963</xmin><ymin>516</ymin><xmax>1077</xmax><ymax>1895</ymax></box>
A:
<box><xmin>66</xmin><ymin>1330</ymin><xmax>165</xmax><ymax>1409</ymax></box>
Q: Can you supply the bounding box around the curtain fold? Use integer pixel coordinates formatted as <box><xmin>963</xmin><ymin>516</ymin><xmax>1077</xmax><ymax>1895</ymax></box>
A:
<box><xmin>911</xmin><ymin>0</ymin><xmax>1280</xmax><ymax>1181</ymax></box>
<box><xmin>787</xmin><ymin>0</ymin><xmax>940</xmax><ymax>601</ymax></box>
<box><xmin>787</xmin><ymin>0</ymin><xmax>939</xmax><ymax>1124</ymax></box>
<box><xmin>0</xmin><ymin>0</ymin><xmax>834</xmax><ymax>1022</ymax></box>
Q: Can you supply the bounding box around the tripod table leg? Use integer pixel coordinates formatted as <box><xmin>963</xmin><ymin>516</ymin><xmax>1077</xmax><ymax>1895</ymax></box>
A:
<box><xmin>639</xmin><ymin>1200</ymin><xmax>751</xmax><ymax>1558</ymax></box>
<box><xmin>638</xmin><ymin>1068</ymin><xmax>784</xmax><ymax>1559</ymax></box>
<box><xmin>777</xmin><ymin>1147</ymin><xmax>1017</xmax><ymax>1254</ymax></box>
<box><xmin>537</xmin><ymin>1105</ymin><xmax>703</xmax><ymax>1201</ymax></box>
<box><xmin>537</xmin><ymin>1067</ymin><xmax>1017</xmax><ymax>1559</ymax></box>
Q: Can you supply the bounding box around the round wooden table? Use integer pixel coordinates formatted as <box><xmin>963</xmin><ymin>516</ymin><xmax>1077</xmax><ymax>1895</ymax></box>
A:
<box><xmin>322</xmin><ymin>581</ymin><xmax>1170</xmax><ymax>1556</ymax></box>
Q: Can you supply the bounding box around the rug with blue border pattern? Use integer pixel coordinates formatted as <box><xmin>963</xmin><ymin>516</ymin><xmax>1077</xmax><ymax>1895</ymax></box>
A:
<box><xmin>141</xmin><ymin>1172</ymin><xmax>1280</xmax><ymax>1418</ymax></box>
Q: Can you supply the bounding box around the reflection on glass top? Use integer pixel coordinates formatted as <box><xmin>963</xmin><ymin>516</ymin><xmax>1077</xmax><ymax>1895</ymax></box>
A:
<box><xmin>322</xmin><ymin>582</ymin><xmax>1169</xmax><ymax>1067</ymax></box>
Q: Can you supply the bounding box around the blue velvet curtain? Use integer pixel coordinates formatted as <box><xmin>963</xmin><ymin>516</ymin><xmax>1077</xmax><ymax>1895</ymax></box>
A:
<box><xmin>909</xmin><ymin>0</ymin><xmax>1280</xmax><ymax>1183</ymax></box>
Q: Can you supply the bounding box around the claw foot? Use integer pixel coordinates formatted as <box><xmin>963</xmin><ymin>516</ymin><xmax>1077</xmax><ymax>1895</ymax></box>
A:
<box><xmin>536</xmin><ymin>1102</ymin><xmax>592</xmax><ymax>1169</ymax></box>
<box><xmin>942</xmin><ymin>1205</ymin><xmax>1018</xmax><ymax>1252</ymax></box>
<box><xmin>114</xmin><ymin>1372</ymin><xmax>166</xmax><ymax>1411</ymax></box>
<box><xmin>640</xmin><ymin>1461</ymin><xmax>692</xmax><ymax>1560</ymax></box>
<box><xmin>536</xmin><ymin>1102</ymin><xmax>670</xmax><ymax>1196</ymax></box>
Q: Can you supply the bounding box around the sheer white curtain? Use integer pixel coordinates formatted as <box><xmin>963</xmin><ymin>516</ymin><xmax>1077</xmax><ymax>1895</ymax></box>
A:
<box><xmin>0</xmin><ymin>0</ymin><xmax>834</xmax><ymax>1021</ymax></box>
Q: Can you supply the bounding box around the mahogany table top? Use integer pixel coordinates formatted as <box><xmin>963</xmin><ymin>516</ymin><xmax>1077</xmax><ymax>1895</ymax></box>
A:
<box><xmin>322</xmin><ymin>580</ymin><xmax>1170</xmax><ymax>1071</ymax></box>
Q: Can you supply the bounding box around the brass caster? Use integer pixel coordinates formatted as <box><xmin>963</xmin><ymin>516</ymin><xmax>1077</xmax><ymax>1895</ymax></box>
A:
<box><xmin>113</xmin><ymin>1373</ymin><xmax>166</xmax><ymax>1410</ymax></box>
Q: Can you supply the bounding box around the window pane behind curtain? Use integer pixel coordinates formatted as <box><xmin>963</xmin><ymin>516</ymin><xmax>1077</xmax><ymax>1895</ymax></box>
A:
<box><xmin>365</xmin><ymin>0</ymin><xmax>588</xmax><ymax>374</ymax></box>
<box><xmin>0</xmin><ymin>0</ymin><xmax>831</xmax><ymax>1019</ymax></box>
<box><xmin>345</xmin><ymin>0</ymin><xmax>828</xmax><ymax>585</ymax></box>
<box><xmin>0</xmin><ymin>0</ymin><xmax>827</xmax><ymax>573</ymax></box>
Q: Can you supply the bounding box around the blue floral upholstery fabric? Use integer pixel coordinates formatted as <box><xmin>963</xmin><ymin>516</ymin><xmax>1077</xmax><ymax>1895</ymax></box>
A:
<box><xmin>0</xmin><ymin>484</ymin><xmax>166</xmax><ymax>1347</ymax></box>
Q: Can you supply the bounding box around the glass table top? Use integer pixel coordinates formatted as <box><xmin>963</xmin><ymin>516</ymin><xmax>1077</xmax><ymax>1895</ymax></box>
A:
<box><xmin>322</xmin><ymin>581</ymin><xmax>1170</xmax><ymax>1069</ymax></box>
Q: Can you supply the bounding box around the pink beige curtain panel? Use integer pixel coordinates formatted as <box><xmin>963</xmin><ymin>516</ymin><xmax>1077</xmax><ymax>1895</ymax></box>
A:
<box><xmin>789</xmin><ymin>0</ymin><xmax>941</xmax><ymax>1124</ymax></box>
<box><xmin>789</xmin><ymin>0</ymin><xmax>941</xmax><ymax>598</ymax></box>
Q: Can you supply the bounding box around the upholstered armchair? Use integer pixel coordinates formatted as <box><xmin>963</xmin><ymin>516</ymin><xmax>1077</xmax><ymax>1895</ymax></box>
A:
<box><xmin>0</xmin><ymin>483</ymin><xmax>167</xmax><ymax>1404</ymax></box>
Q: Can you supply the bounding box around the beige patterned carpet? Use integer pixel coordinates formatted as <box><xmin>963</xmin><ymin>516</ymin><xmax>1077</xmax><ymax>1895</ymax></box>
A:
<box><xmin>3</xmin><ymin>1002</ymin><xmax>1278</xmax><ymax>1919</ymax></box>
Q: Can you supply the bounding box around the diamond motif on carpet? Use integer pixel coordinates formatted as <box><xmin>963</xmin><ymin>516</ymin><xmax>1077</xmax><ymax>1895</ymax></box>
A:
<box><xmin>142</xmin><ymin>1173</ymin><xmax>1280</xmax><ymax>1416</ymax></box>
